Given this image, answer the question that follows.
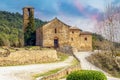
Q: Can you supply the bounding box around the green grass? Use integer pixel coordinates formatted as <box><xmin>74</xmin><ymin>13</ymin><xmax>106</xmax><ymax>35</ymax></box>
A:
<box><xmin>57</xmin><ymin>52</ymin><xmax>69</xmax><ymax>61</ymax></box>
<box><xmin>33</xmin><ymin>67</ymin><xmax>64</xmax><ymax>78</ymax></box>
<box><xmin>71</xmin><ymin>58</ymin><xmax>79</xmax><ymax>66</ymax></box>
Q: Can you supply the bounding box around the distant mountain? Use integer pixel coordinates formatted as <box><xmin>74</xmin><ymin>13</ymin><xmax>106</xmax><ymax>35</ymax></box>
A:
<box><xmin>0</xmin><ymin>11</ymin><xmax>46</xmax><ymax>47</ymax></box>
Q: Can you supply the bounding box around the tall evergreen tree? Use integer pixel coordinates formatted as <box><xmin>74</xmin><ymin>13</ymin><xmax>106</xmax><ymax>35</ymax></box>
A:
<box><xmin>24</xmin><ymin>10</ymin><xmax>36</xmax><ymax>46</ymax></box>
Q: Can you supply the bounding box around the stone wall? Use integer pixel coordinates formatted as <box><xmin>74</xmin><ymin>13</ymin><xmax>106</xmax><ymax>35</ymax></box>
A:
<box><xmin>69</xmin><ymin>29</ymin><xmax>81</xmax><ymax>50</ymax></box>
<box><xmin>79</xmin><ymin>35</ymin><xmax>92</xmax><ymax>51</ymax></box>
<box><xmin>36</xmin><ymin>27</ymin><xmax>43</xmax><ymax>46</ymax></box>
<box><xmin>11</xmin><ymin>50</ymin><xmax>58</xmax><ymax>63</ymax></box>
<box><xmin>38</xmin><ymin>65</ymin><xmax>80</xmax><ymax>80</ymax></box>
<box><xmin>23</xmin><ymin>7</ymin><xmax>34</xmax><ymax>32</ymax></box>
<box><xmin>56</xmin><ymin>46</ymin><xmax>74</xmax><ymax>55</ymax></box>
<box><xmin>35</xmin><ymin>18</ymin><xmax>92</xmax><ymax>51</ymax></box>
<box><xmin>42</xmin><ymin>18</ymin><xmax>70</xmax><ymax>47</ymax></box>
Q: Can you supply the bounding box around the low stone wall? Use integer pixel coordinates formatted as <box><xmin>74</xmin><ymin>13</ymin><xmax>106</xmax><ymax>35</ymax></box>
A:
<box><xmin>10</xmin><ymin>50</ymin><xmax>58</xmax><ymax>63</ymax></box>
<box><xmin>38</xmin><ymin>65</ymin><xmax>80</xmax><ymax>80</ymax></box>
<box><xmin>57</xmin><ymin>46</ymin><xmax>75</xmax><ymax>55</ymax></box>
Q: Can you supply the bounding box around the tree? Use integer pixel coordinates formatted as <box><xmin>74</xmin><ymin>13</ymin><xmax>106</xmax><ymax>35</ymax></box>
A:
<box><xmin>24</xmin><ymin>10</ymin><xmax>36</xmax><ymax>46</ymax></box>
<box><xmin>97</xmin><ymin>4</ymin><xmax>120</xmax><ymax>57</ymax></box>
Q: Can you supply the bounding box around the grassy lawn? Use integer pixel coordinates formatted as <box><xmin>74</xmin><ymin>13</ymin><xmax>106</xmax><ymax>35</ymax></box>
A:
<box><xmin>71</xmin><ymin>58</ymin><xmax>79</xmax><ymax>66</ymax></box>
<box><xmin>57</xmin><ymin>52</ymin><xmax>69</xmax><ymax>62</ymax></box>
<box><xmin>33</xmin><ymin>67</ymin><xmax>63</xmax><ymax>79</ymax></box>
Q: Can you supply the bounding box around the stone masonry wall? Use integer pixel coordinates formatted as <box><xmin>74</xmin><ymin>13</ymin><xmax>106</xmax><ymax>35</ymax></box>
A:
<box><xmin>79</xmin><ymin>35</ymin><xmax>92</xmax><ymax>51</ymax></box>
<box><xmin>42</xmin><ymin>18</ymin><xmax>70</xmax><ymax>47</ymax></box>
<box><xmin>35</xmin><ymin>18</ymin><xmax>92</xmax><ymax>51</ymax></box>
<box><xmin>36</xmin><ymin>27</ymin><xmax>43</xmax><ymax>46</ymax></box>
<box><xmin>23</xmin><ymin>7</ymin><xmax>34</xmax><ymax>32</ymax></box>
<box><xmin>39</xmin><ymin>65</ymin><xmax>80</xmax><ymax>80</ymax></box>
<box><xmin>12</xmin><ymin>50</ymin><xmax>58</xmax><ymax>63</ymax></box>
<box><xmin>56</xmin><ymin>46</ymin><xmax>74</xmax><ymax>55</ymax></box>
<box><xmin>69</xmin><ymin>29</ymin><xmax>81</xmax><ymax>50</ymax></box>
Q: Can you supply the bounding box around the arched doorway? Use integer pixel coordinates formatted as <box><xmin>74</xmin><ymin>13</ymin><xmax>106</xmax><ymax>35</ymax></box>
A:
<box><xmin>54</xmin><ymin>37</ymin><xmax>59</xmax><ymax>48</ymax></box>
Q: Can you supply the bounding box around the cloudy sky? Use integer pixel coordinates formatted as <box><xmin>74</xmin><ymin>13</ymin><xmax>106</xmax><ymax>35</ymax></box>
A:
<box><xmin>0</xmin><ymin>0</ymin><xmax>120</xmax><ymax>32</ymax></box>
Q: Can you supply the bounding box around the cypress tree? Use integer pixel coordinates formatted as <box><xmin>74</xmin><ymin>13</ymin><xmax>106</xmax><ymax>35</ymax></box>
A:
<box><xmin>24</xmin><ymin>10</ymin><xmax>36</xmax><ymax>46</ymax></box>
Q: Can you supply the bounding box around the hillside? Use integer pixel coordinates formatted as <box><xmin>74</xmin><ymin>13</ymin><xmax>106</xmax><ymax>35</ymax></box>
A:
<box><xmin>92</xmin><ymin>33</ymin><xmax>120</xmax><ymax>50</ymax></box>
<box><xmin>0</xmin><ymin>11</ymin><xmax>46</xmax><ymax>47</ymax></box>
<box><xmin>86</xmin><ymin>53</ymin><xmax>120</xmax><ymax>78</ymax></box>
<box><xmin>0</xmin><ymin>11</ymin><xmax>115</xmax><ymax>48</ymax></box>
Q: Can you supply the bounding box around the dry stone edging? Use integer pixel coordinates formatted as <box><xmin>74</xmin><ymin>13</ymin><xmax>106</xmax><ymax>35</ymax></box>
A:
<box><xmin>37</xmin><ymin>65</ymin><xmax>80</xmax><ymax>80</ymax></box>
<box><xmin>36</xmin><ymin>46</ymin><xmax>81</xmax><ymax>80</ymax></box>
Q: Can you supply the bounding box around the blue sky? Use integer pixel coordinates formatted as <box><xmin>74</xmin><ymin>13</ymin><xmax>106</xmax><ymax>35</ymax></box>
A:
<box><xmin>0</xmin><ymin>0</ymin><xmax>120</xmax><ymax>31</ymax></box>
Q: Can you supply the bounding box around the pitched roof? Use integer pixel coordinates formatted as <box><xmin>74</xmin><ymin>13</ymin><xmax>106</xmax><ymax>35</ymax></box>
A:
<box><xmin>40</xmin><ymin>17</ymin><xmax>71</xmax><ymax>28</ymax></box>
<box><xmin>36</xmin><ymin>17</ymin><xmax>83</xmax><ymax>31</ymax></box>
<box><xmin>70</xmin><ymin>26</ymin><xmax>79</xmax><ymax>29</ymax></box>
<box><xmin>50</xmin><ymin>17</ymin><xmax>71</xmax><ymax>27</ymax></box>
<box><xmin>80</xmin><ymin>31</ymin><xmax>92</xmax><ymax>35</ymax></box>
<box><xmin>69</xmin><ymin>26</ymin><xmax>82</xmax><ymax>31</ymax></box>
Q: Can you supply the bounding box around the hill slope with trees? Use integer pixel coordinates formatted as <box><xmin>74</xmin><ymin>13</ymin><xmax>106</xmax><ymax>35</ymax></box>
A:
<box><xmin>0</xmin><ymin>10</ymin><xmax>116</xmax><ymax>48</ymax></box>
<box><xmin>0</xmin><ymin>11</ymin><xmax>46</xmax><ymax>47</ymax></box>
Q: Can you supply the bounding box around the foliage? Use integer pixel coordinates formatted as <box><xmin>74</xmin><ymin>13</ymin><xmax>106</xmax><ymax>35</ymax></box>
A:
<box><xmin>24</xmin><ymin>10</ymin><xmax>36</xmax><ymax>46</ymax></box>
<box><xmin>33</xmin><ymin>67</ymin><xmax>63</xmax><ymax>78</ymax></box>
<box><xmin>67</xmin><ymin>70</ymin><xmax>107</xmax><ymax>80</ymax></box>
<box><xmin>96</xmin><ymin>4</ymin><xmax>120</xmax><ymax>56</ymax></box>
<box><xmin>92</xmin><ymin>33</ymin><xmax>120</xmax><ymax>50</ymax></box>
<box><xmin>71</xmin><ymin>58</ymin><xmax>79</xmax><ymax>66</ymax></box>
<box><xmin>0</xmin><ymin>11</ymin><xmax>46</xmax><ymax>47</ymax></box>
<box><xmin>57</xmin><ymin>52</ymin><xmax>69</xmax><ymax>61</ymax></box>
<box><xmin>0</xmin><ymin>32</ymin><xmax>10</xmax><ymax>46</ymax></box>
<box><xmin>92</xmin><ymin>33</ymin><xmax>104</xmax><ymax>49</ymax></box>
<box><xmin>87</xmin><ymin>53</ymin><xmax>120</xmax><ymax>78</ymax></box>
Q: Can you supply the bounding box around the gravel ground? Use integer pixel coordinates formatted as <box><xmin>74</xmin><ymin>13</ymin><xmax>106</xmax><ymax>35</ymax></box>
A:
<box><xmin>0</xmin><ymin>56</ymin><xmax>73</xmax><ymax>80</ymax></box>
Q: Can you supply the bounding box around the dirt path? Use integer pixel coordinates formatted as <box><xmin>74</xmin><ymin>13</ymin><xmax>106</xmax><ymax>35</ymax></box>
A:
<box><xmin>0</xmin><ymin>56</ymin><xmax>73</xmax><ymax>80</ymax></box>
<box><xmin>74</xmin><ymin>52</ymin><xmax>120</xmax><ymax>80</ymax></box>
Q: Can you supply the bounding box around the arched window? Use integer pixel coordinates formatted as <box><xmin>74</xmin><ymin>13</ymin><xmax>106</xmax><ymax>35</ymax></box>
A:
<box><xmin>72</xmin><ymin>31</ymin><xmax>74</xmax><ymax>34</ymax></box>
<box><xmin>85</xmin><ymin>37</ymin><xmax>87</xmax><ymax>41</ymax></box>
<box><xmin>55</xmin><ymin>28</ymin><xmax>57</xmax><ymax>33</ymax></box>
<box><xmin>28</xmin><ymin>8</ymin><xmax>31</xmax><ymax>16</ymax></box>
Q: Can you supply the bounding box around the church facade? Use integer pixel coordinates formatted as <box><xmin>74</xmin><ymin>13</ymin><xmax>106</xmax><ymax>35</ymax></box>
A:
<box><xmin>36</xmin><ymin>18</ymin><xmax>92</xmax><ymax>51</ymax></box>
<box><xmin>23</xmin><ymin>7</ymin><xmax>92</xmax><ymax>51</ymax></box>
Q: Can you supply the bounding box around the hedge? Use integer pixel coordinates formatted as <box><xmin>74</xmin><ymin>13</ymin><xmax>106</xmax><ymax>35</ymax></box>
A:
<box><xmin>67</xmin><ymin>70</ymin><xmax>107</xmax><ymax>80</ymax></box>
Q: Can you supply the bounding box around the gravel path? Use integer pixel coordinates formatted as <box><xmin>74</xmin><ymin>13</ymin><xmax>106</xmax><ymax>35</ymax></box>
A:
<box><xmin>0</xmin><ymin>56</ymin><xmax>73</xmax><ymax>80</ymax></box>
<box><xmin>74</xmin><ymin>52</ymin><xmax>120</xmax><ymax>80</ymax></box>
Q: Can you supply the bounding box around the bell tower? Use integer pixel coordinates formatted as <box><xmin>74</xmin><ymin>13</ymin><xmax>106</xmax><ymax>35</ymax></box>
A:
<box><xmin>23</xmin><ymin>6</ymin><xmax>34</xmax><ymax>32</ymax></box>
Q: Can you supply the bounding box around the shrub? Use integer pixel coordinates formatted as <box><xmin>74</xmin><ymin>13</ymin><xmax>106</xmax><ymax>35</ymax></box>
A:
<box><xmin>67</xmin><ymin>70</ymin><xmax>107</xmax><ymax>80</ymax></box>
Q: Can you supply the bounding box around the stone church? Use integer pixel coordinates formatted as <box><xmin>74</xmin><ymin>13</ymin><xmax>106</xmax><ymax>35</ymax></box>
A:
<box><xmin>23</xmin><ymin>7</ymin><xmax>92</xmax><ymax>51</ymax></box>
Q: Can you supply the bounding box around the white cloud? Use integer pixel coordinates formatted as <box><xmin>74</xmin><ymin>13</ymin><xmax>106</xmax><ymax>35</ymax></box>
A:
<box><xmin>77</xmin><ymin>0</ymin><xmax>115</xmax><ymax>12</ymax></box>
<box><xmin>59</xmin><ymin>16</ymin><xmax>96</xmax><ymax>32</ymax></box>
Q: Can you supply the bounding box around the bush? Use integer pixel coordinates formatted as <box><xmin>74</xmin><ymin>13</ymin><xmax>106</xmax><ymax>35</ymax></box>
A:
<box><xmin>67</xmin><ymin>70</ymin><xmax>107</xmax><ymax>80</ymax></box>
